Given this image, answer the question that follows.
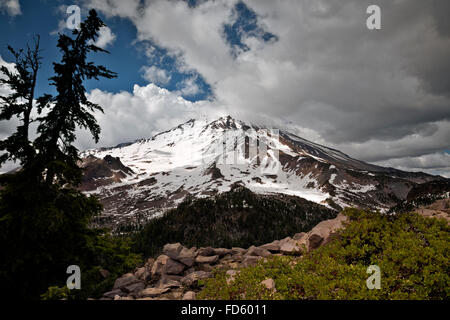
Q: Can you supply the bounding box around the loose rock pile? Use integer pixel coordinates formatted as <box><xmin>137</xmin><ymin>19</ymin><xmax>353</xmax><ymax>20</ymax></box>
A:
<box><xmin>100</xmin><ymin>213</ymin><xmax>348</xmax><ymax>300</ymax></box>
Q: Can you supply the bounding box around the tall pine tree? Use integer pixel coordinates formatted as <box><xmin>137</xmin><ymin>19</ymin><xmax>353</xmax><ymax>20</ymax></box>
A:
<box><xmin>0</xmin><ymin>10</ymin><xmax>121</xmax><ymax>299</ymax></box>
<box><xmin>0</xmin><ymin>36</ymin><xmax>42</xmax><ymax>166</ymax></box>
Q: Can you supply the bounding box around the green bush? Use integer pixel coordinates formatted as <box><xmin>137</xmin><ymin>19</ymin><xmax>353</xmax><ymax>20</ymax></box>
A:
<box><xmin>41</xmin><ymin>286</ymin><xmax>70</xmax><ymax>301</ymax></box>
<box><xmin>199</xmin><ymin>208</ymin><xmax>450</xmax><ymax>300</ymax></box>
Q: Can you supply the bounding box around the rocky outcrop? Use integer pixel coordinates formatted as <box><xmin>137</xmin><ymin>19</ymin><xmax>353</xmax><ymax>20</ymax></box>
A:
<box><xmin>100</xmin><ymin>213</ymin><xmax>350</xmax><ymax>300</ymax></box>
<box><xmin>79</xmin><ymin>155</ymin><xmax>134</xmax><ymax>192</ymax></box>
<box><xmin>415</xmin><ymin>198</ymin><xmax>450</xmax><ymax>224</ymax></box>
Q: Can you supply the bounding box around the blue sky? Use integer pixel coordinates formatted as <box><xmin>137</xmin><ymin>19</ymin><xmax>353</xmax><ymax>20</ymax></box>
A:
<box><xmin>0</xmin><ymin>0</ymin><xmax>268</xmax><ymax>102</ymax></box>
<box><xmin>1</xmin><ymin>1</ymin><xmax>146</xmax><ymax>96</ymax></box>
<box><xmin>0</xmin><ymin>0</ymin><xmax>449</xmax><ymax>177</ymax></box>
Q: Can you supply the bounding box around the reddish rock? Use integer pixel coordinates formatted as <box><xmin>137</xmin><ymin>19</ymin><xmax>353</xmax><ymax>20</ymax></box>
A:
<box><xmin>195</xmin><ymin>255</ymin><xmax>219</xmax><ymax>264</ymax></box>
<box><xmin>151</xmin><ymin>255</ymin><xmax>170</xmax><ymax>278</ymax></box>
<box><xmin>307</xmin><ymin>213</ymin><xmax>347</xmax><ymax>250</ymax></box>
<box><xmin>241</xmin><ymin>255</ymin><xmax>261</xmax><ymax>267</ymax></box>
<box><xmin>213</xmin><ymin>248</ymin><xmax>232</xmax><ymax>256</ymax></box>
<box><xmin>181</xmin><ymin>271</ymin><xmax>212</xmax><ymax>288</ymax></box>
<box><xmin>157</xmin><ymin>274</ymin><xmax>182</xmax><ymax>289</ymax></box>
<box><xmin>231</xmin><ymin>247</ymin><xmax>247</xmax><ymax>255</ymax></box>
<box><xmin>139</xmin><ymin>287</ymin><xmax>170</xmax><ymax>298</ymax></box>
<box><xmin>261</xmin><ymin>278</ymin><xmax>276</xmax><ymax>291</ymax></box>
<box><xmin>259</xmin><ymin>241</ymin><xmax>280</xmax><ymax>252</ymax></box>
<box><xmin>279</xmin><ymin>241</ymin><xmax>302</xmax><ymax>255</ymax></box>
<box><xmin>113</xmin><ymin>273</ymin><xmax>139</xmax><ymax>290</ymax></box>
<box><xmin>165</xmin><ymin>258</ymin><xmax>186</xmax><ymax>275</ymax></box>
<box><xmin>197</xmin><ymin>247</ymin><xmax>215</xmax><ymax>256</ymax></box>
<box><xmin>182</xmin><ymin>291</ymin><xmax>196</xmax><ymax>300</ymax></box>
<box><xmin>293</xmin><ymin>232</ymin><xmax>306</xmax><ymax>240</ymax></box>
<box><xmin>246</xmin><ymin>245</ymin><xmax>271</xmax><ymax>258</ymax></box>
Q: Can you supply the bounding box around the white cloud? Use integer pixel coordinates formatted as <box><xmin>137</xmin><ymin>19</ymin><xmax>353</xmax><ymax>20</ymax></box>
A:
<box><xmin>93</xmin><ymin>26</ymin><xmax>116</xmax><ymax>49</ymax></box>
<box><xmin>178</xmin><ymin>75</ymin><xmax>201</xmax><ymax>97</ymax></box>
<box><xmin>0</xmin><ymin>55</ymin><xmax>15</xmax><ymax>97</ymax></box>
<box><xmin>0</xmin><ymin>0</ymin><xmax>21</xmax><ymax>16</ymax></box>
<box><xmin>141</xmin><ymin>66</ymin><xmax>171</xmax><ymax>85</ymax></box>
<box><xmin>0</xmin><ymin>56</ymin><xmax>19</xmax><ymax>173</ymax></box>
<box><xmin>76</xmin><ymin>83</ymin><xmax>227</xmax><ymax>150</ymax></box>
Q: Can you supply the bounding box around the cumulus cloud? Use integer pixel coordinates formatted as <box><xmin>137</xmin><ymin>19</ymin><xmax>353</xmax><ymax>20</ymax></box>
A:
<box><xmin>178</xmin><ymin>75</ymin><xmax>202</xmax><ymax>97</ymax></box>
<box><xmin>0</xmin><ymin>55</ymin><xmax>15</xmax><ymax>97</ymax></box>
<box><xmin>77</xmin><ymin>0</ymin><xmax>450</xmax><ymax>177</ymax></box>
<box><xmin>0</xmin><ymin>0</ymin><xmax>21</xmax><ymax>16</ymax></box>
<box><xmin>0</xmin><ymin>56</ymin><xmax>20</xmax><ymax>172</ymax></box>
<box><xmin>76</xmin><ymin>83</ymin><xmax>227</xmax><ymax>150</ymax></box>
<box><xmin>141</xmin><ymin>66</ymin><xmax>171</xmax><ymax>85</ymax></box>
<box><xmin>92</xmin><ymin>26</ymin><xmax>116</xmax><ymax>49</ymax></box>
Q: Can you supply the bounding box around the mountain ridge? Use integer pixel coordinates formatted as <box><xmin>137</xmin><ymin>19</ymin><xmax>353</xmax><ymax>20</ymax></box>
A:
<box><xmin>79</xmin><ymin>116</ymin><xmax>447</xmax><ymax>229</ymax></box>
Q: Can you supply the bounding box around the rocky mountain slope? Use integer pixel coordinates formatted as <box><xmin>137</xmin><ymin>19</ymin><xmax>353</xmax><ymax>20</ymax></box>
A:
<box><xmin>100</xmin><ymin>212</ymin><xmax>349</xmax><ymax>300</ymax></box>
<box><xmin>80</xmin><ymin>116</ymin><xmax>446</xmax><ymax>229</ymax></box>
<box><xmin>100</xmin><ymin>196</ymin><xmax>449</xmax><ymax>301</ymax></box>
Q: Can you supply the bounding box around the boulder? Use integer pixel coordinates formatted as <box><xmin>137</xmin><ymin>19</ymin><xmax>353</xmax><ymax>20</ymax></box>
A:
<box><xmin>177</xmin><ymin>248</ymin><xmax>197</xmax><ymax>267</ymax></box>
<box><xmin>163</xmin><ymin>243</ymin><xmax>196</xmax><ymax>267</ymax></box>
<box><xmin>197</xmin><ymin>263</ymin><xmax>214</xmax><ymax>272</ymax></box>
<box><xmin>181</xmin><ymin>271</ymin><xmax>212</xmax><ymax>288</ymax></box>
<box><xmin>197</xmin><ymin>247</ymin><xmax>215</xmax><ymax>256</ymax></box>
<box><xmin>246</xmin><ymin>245</ymin><xmax>271</xmax><ymax>258</ymax></box>
<box><xmin>307</xmin><ymin>213</ymin><xmax>347</xmax><ymax>250</ymax></box>
<box><xmin>156</xmin><ymin>274</ymin><xmax>182</xmax><ymax>289</ymax></box>
<box><xmin>151</xmin><ymin>255</ymin><xmax>170</xmax><ymax>278</ymax></box>
<box><xmin>134</xmin><ymin>266</ymin><xmax>150</xmax><ymax>281</ymax></box>
<box><xmin>103</xmin><ymin>289</ymin><xmax>125</xmax><ymax>299</ymax></box>
<box><xmin>164</xmin><ymin>290</ymin><xmax>183</xmax><ymax>300</ymax></box>
<box><xmin>117</xmin><ymin>296</ymin><xmax>134</xmax><ymax>300</ymax></box>
<box><xmin>231</xmin><ymin>254</ymin><xmax>244</xmax><ymax>262</ymax></box>
<box><xmin>165</xmin><ymin>258</ymin><xmax>186</xmax><ymax>275</ymax></box>
<box><xmin>183</xmin><ymin>267</ymin><xmax>196</xmax><ymax>276</ymax></box>
<box><xmin>195</xmin><ymin>255</ymin><xmax>219</xmax><ymax>264</ymax></box>
<box><xmin>279</xmin><ymin>241</ymin><xmax>302</xmax><ymax>255</ymax></box>
<box><xmin>241</xmin><ymin>256</ymin><xmax>261</xmax><ymax>267</ymax></box>
<box><xmin>231</xmin><ymin>247</ymin><xmax>247</xmax><ymax>255</ymax></box>
<box><xmin>213</xmin><ymin>248</ymin><xmax>232</xmax><ymax>256</ymax></box>
<box><xmin>293</xmin><ymin>232</ymin><xmax>306</xmax><ymax>240</ymax></box>
<box><xmin>259</xmin><ymin>241</ymin><xmax>280</xmax><ymax>252</ymax></box>
<box><xmin>261</xmin><ymin>278</ymin><xmax>276</xmax><ymax>292</ymax></box>
<box><xmin>139</xmin><ymin>287</ymin><xmax>170</xmax><ymax>298</ymax></box>
<box><xmin>163</xmin><ymin>243</ymin><xmax>184</xmax><ymax>260</ymax></box>
<box><xmin>145</xmin><ymin>258</ymin><xmax>155</xmax><ymax>269</ymax></box>
<box><xmin>122</xmin><ymin>282</ymin><xmax>145</xmax><ymax>294</ymax></box>
<box><xmin>99</xmin><ymin>268</ymin><xmax>110</xmax><ymax>279</ymax></box>
<box><xmin>182</xmin><ymin>291</ymin><xmax>196</xmax><ymax>300</ymax></box>
<box><xmin>113</xmin><ymin>273</ymin><xmax>139</xmax><ymax>290</ymax></box>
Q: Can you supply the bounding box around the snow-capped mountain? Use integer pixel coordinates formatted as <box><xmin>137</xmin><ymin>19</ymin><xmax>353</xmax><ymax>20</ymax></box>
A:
<box><xmin>80</xmin><ymin>116</ymin><xmax>444</xmax><ymax>228</ymax></box>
